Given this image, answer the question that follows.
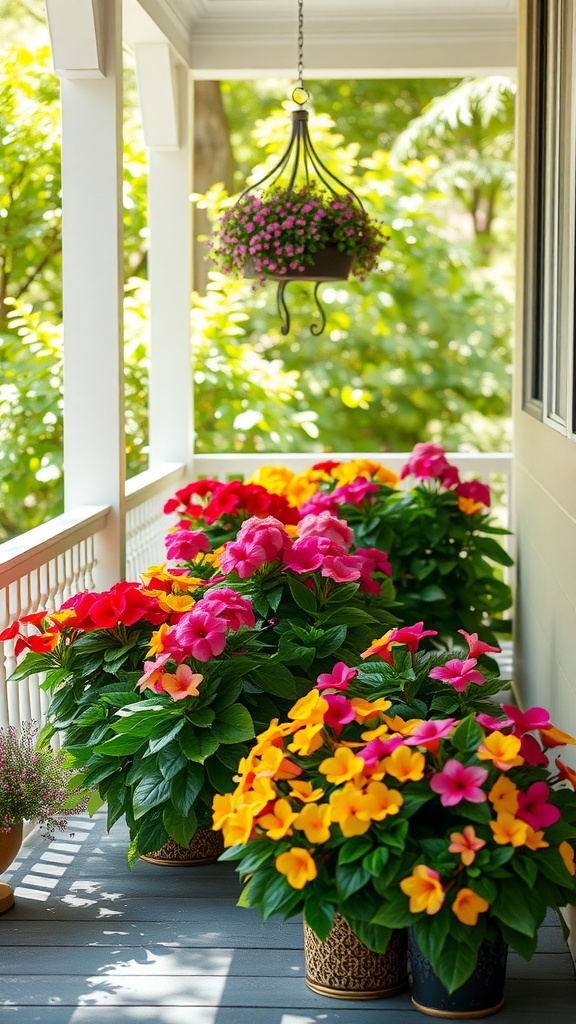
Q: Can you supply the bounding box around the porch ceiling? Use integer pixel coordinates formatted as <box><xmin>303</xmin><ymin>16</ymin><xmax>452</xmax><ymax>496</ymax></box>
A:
<box><xmin>129</xmin><ymin>0</ymin><xmax>518</xmax><ymax>76</ymax></box>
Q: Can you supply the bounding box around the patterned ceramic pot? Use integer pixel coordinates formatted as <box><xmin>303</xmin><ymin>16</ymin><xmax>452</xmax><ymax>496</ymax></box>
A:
<box><xmin>139</xmin><ymin>827</ymin><xmax>224</xmax><ymax>866</ymax></box>
<box><xmin>303</xmin><ymin>913</ymin><xmax>408</xmax><ymax>999</ymax></box>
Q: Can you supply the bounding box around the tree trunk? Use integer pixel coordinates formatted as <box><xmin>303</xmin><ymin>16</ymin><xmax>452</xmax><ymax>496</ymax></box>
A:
<box><xmin>193</xmin><ymin>81</ymin><xmax>235</xmax><ymax>294</ymax></box>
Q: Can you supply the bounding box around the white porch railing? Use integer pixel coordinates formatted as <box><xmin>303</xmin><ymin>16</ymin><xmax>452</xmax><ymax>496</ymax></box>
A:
<box><xmin>0</xmin><ymin>451</ymin><xmax>512</xmax><ymax>733</ymax></box>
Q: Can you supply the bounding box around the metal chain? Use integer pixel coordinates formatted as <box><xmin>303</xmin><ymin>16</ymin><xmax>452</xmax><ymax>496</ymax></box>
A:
<box><xmin>297</xmin><ymin>0</ymin><xmax>304</xmax><ymax>88</ymax></box>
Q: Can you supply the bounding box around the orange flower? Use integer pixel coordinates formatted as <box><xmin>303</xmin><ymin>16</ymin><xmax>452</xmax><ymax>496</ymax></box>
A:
<box><xmin>477</xmin><ymin>732</ymin><xmax>524</xmax><ymax>770</ymax></box>
<box><xmin>246</xmin><ymin>465</ymin><xmax>296</xmax><ymax>496</ymax></box>
<box><xmin>319</xmin><ymin>746</ymin><xmax>365</xmax><ymax>783</ymax></box>
<box><xmin>220</xmin><ymin>804</ymin><xmax>256</xmax><ymax>847</ymax></box>
<box><xmin>251</xmin><ymin>720</ymin><xmax>298</xmax><ymax>756</ymax></box>
<box><xmin>488</xmin><ymin>774</ymin><xmax>519</xmax><ymax>815</ymax></box>
<box><xmin>360</xmin><ymin>629</ymin><xmax>396</xmax><ymax>661</ymax></box>
<box><xmin>452</xmin><ymin>888</ymin><xmax>490</xmax><ymax>925</ymax></box>
<box><xmin>540</xmin><ymin>725</ymin><xmax>576</xmax><ymax>748</ymax></box>
<box><xmin>275</xmin><ymin>847</ymin><xmax>317</xmax><ymax>889</ymax></box>
<box><xmin>559</xmin><ymin>841</ymin><xmax>576</xmax><ymax>876</ymax></box>
<box><xmin>382</xmin><ymin>744</ymin><xmax>426</xmax><ymax>783</ymax></box>
<box><xmin>489</xmin><ymin>812</ymin><xmax>529</xmax><ymax>847</ymax></box>
<box><xmin>524</xmin><ymin>826</ymin><xmax>549</xmax><ymax>851</ymax></box>
<box><xmin>382</xmin><ymin>714</ymin><xmax>423</xmax><ymax>736</ymax></box>
<box><xmin>400</xmin><ymin>865</ymin><xmax>445</xmax><ymax>915</ymax></box>
<box><xmin>240</xmin><ymin>776</ymin><xmax>277</xmax><ymax>812</ymax></box>
<box><xmin>146</xmin><ymin>623</ymin><xmax>171</xmax><ymax>657</ymax></box>
<box><xmin>258</xmin><ymin>798</ymin><xmax>299</xmax><ymax>840</ymax></box>
<box><xmin>458</xmin><ymin>496</ymin><xmax>485</xmax><ymax>516</ymax></box>
<box><xmin>212</xmin><ymin>792</ymin><xmax>235</xmax><ymax>831</ymax></box>
<box><xmin>448</xmin><ymin>825</ymin><xmax>486</xmax><ymax>866</ymax></box>
<box><xmin>294</xmin><ymin>802</ymin><xmax>332</xmax><ymax>844</ymax></box>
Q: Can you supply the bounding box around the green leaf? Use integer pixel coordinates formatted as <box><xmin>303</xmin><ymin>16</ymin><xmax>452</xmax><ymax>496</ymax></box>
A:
<box><xmin>303</xmin><ymin>899</ymin><xmax>336</xmax><ymax>942</ymax></box>
<box><xmin>104</xmin><ymin>774</ymin><xmax>128</xmax><ymax>829</ymax></box>
<box><xmin>474</xmin><ymin>536</ymin><xmax>514</xmax><ymax>566</ymax></box>
<box><xmin>147</xmin><ymin>719</ymin><xmax>186</xmax><ymax>754</ymax></box>
<box><xmin>338</xmin><ymin>836</ymin><xmax>375</xmax><ymax>865</ymax></box>
<box><xmin>432</xmin><ymin>934</ymin><xmax>483</xmax><ymax>993</ymax></box>
<box><xmin>211</xmin><ymin>704</ymin><xmax>255</xmax><ymax>744</ymax></box>
<box><xmin>287</xmin><ymin>575</ymin><xmax>319</xmax><ymax>613</ymax></box>
<box><xmin>492</xmin><ymin>877</ymin><xmax>542</xmax><ymax>936</ymax></box>
<box><xmin>336</xmin><ymin>861</ymin><xmax>371</xmax><ymax>901</ymax></box>
<box><xmin>163</xmin><ymin>804</ymin><xmax>198</xmax><ymax>847</ymax></box>
<box><xmin>249</xmin><ymin>664</ymin><xmax>297</xmax><ymax>699</ymax></box>
<box><xmin>110</xmin><ymin>709</ymin><xmax>174</xmax><ymax>737</ymax></box>
<box><xmin>135</xmin><ymin>813</ymin><xmax>168</xmax><ymax>856</ymax></box>
<box><xmin>170</xmin><ymin>762</ymin><xmax>205</xmax><ymax>815</ymax></box>
<box><xmin>451</xmin><ymin>715</ymin><xmax>484</xmax><ymax>753</ymax></box>
<box><xmin>205</xmin><ymin>755</ymin><xmax>236</xmax><ymax>794</ymax></box>
<box><xmin>93</xmin><ymin>733</ymin><xmax>147</xmax><ymax>756</ymax></box>
<box><xmin>132</xmin><ymin>772</ymin><xmax>172</xmax><ymax>819</ymax></box>
<box><xmin>186</xmin><ymin>706</ymin><xmax>216</xmax><ymax>728</ymax></box>
<box><xmin>157</xmin><ymin>742</ymin><xmax>188</xmax><ymax>781</ymax></box>
<box><xmin>179</xmin><ymin>730</ymin><xmax>220</xmax><ymax>762</ymax></box>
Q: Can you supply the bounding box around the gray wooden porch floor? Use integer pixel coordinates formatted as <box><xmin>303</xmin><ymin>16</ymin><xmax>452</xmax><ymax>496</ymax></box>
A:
<box><xmin>1</xmin><ymin>810</ymin><xmax>574</xmax><ymax>1023</ymax></box>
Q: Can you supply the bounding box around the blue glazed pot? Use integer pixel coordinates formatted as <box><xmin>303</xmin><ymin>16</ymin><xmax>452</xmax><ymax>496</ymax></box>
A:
<box><xmin>408</xmin><ymin>928</ymin><xmax>508</xmax><ymax>1018</ymax></box>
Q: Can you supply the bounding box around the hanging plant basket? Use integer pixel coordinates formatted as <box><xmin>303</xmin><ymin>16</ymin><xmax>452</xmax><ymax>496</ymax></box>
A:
<box><xmin>243</xmin><ymin>246</ymin><xmax>354</xmax><ymax>283</ymax></box>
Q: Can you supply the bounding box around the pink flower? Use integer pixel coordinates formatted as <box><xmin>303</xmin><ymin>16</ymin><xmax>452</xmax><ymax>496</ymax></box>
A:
<box><xmin>283</xmin><ymin>537</ymin><xmax>325</xmax><ymax>573</ymax></box>
<box><xmin>299</xmin><ymin>493</ymin><xmax>340</xmax><ymax>517</ymax></box>
<box><xmin>393</xmin><ymin>622</ymin><xmax>438</xmax><ymax>653</ymax></box>
<box><xmin>298</xmin><ymin>511</ymin><xmax>354</xmax><ymax>551</ymax></box>
<box><xmin>456</xmin><ymin>480</ymin><xmax>491</xmax><ymax>508</ymax></box>
<box><xmin>400</xmin><ymin>443</ymin><xmax>453</xmax><ymax>482</ymax></box>
<box><xmin>166</xmin><ymin>608</ymin><xmax>227</xmax><ymax>661</ymax></box>
<box><xmin>429</xmin><ymin>760</ymin><xmax>489</xmax><ymax>806</ymax></box>
<box><xmin>137</xmin><ymin>652</ymin><xmax>171</xmax><ymax>692</ymax></box>
<box><xmin>200</xmin><ymin>588</ymin><xmax>255</xmax><ymax>631</ymax></box>
<box><xmin>218</xmin><ymin>539</ymin><xmax>268</xmax><ymax>578</ymax></box>
<box><xmin>476</xmin><ymin>712</ymin><xmax>513</xmax><ymax>732</ymax></box>
<box><xmin>333</xmin><ymin>480</ymin><xmax>380</xmax><ymax>506</ymax></box>
<box><xmin>236</xmin><ymin>515</ymin><xmax>292</xmax><ymax>560</ymax></box>
<box><xmin>429</xmin><ymin>658</ymin><xmax>485</xmax><ymax>693</ymax></box>
<box><xmin>316</xmin><ymin>662</ymin><xmax>358</xmax><ymax>691</ymax></box>
<box><xmin>164</xmin><ymin>528</ymin><xmax>210</xmax><ymax>562</ymax></box>
<box><xmin>520</xmin><ymin>734</ymin><xmax>549</xmax><ymax>767</ymax></box>
<box><xmin>355</xmin><ymin>547</ymin><xmax>393</xmax><ymax>578</ymax></box>
<box><xmin>323</xmin><ymin>694</ymin><xmax>356</xmax><ymax>735</ymax></box>
<box><xmin>358</xmin><ymin>735</ymin><xmax>404</xmax><ymax>766</ymax></box>
<box><xmin>501</xmin><ymin>704</ymin><xmax>552</xmax><ymax>736</ymax></box>
<box><xmin>405</xmin><ymin>718</ymin><xmax>456</xmax><ymax>749</ymax></box>
<box><xmin>516</xmin><ymin>781</ymin><xmax>560</xmax><ymax>829</ymax></box>
<box><xmin>458</xmin><ymin>630</ymin><xmax>501</xmax><ymax>658</ymax></box>
<box><xmin>321</xmin><ymin>554</ymin><xmax>362</xmax><ymax>583</ymax></box>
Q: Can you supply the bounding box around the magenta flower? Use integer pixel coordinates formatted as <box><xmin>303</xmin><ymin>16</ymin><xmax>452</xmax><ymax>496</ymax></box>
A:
<box><xmin>400</xmin><ymin>442</ymin><xmax>453</xmax><ymax>482</ymax></box>
<box><xmin>392</xmin><ymin>622</ymin><xmax>438</xmax><ymax>653</ymax></box>
<box><xmin>283</xmin><ymin>537</ymin><xmax>325</xmax><ymax>573</ymax></box>
<box><xmin>458</xmin><ymin>630</ymin><xmax>501</xmax><ymax>658</ymax></box>
<box><xmin>476</xmin><ymin>712</ymin><xmax>513</xmax><ymax>732</ymax></box>
<box><xmin>456</xmin><ymin>479</ymin><xmax>491</xmax><ymax>508</ymax></box>
<box><xmin>316</xmin><ymin>662</ymin><xmax>358</xmax><ymax>691</ymax></box>
<box><xmin>520</xmin><ymin>734</ymin><xmax>549</xmax><ymax>767</ymax></box>
<box><xmin>200</xmin><ymin>588</ymin><xmax>255</xmax><ymax>631</ymax></box>
<box><xmin>358</xmin><ymin>735</ymin><xmax>404</xmax><ymax>766</ymax></box>
<box><xmin>321</xmin><ymin>554</ymin><xmax>363</xmax><ymax>583</ymax></box>
<box><xmin>218</xmin><ymin>539</ymin><xmax>268</xmax><ymax>578</ymax></box>
<box><xmin>323</xmin><ymin>694</ymin><xmax>356</xmax><ymax>735</ymax></box>
<box><xmin>501</xmin><ymin>704</ymin><xmax>552</xmax><ymax>737</ymax></box>
<box><xmin>168</xmin><ymin>608</ymin><xmax>227</xmax><ymax>662</ymax></box>
<box><xmin>405</xmin><ymin>718</ymin><xmax>456</xmax><ymax>748</ymax></box>
<box><xmin>429</xmin><ymin>760</ymin><xmax>489</xmax><ymax>806</ymax></box>
<box><xmin>235</xmin><ymin>516</ymin><xmax>292</xmax><ymax>561</ymax></box>
<box><xmin>299</xmin><ymin>493</ymin><xmax>340</xmax><ymax>517</ymax></box>
<box><xmin>333</xmin><ymin>480</ymin><xmax>379</xmax><ymax>506</ymax></box>
<box><xmin>298</xmin><ymin>511</ymin><xmax>354</xmax><ymax>551</ymax></box>
<box><xmin>164</xmin><ymin>528</ymin><xmax>211</xmax><ymax>562</ymax></box>
<box><xmin>429</xmin><ymin>657</ymin><xmax>485</xmax><ymax>693</ymax></box>
<box><xmin>516</xmin><ymin>781</ymin><xmax>560</xmax><ymax>829</ymax></box>
<box><xmin>355</xmin><ymin>547</ymin><xmax>393</xmax><ymax>578</ymax></box>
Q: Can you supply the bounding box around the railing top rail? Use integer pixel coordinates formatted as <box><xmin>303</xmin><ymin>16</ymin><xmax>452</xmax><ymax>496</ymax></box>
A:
<box><xmin>125</xmin><ymin>462</ymin><xmax>186</xmax><ymax>510</ymax></box>
<box><xmin>0</xmin><ymin>505</ymin><xmax>110</xmax><ymax>587</ymax></box>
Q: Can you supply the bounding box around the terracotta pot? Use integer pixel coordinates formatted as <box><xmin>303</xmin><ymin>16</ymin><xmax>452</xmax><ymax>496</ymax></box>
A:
<box><xmin>139</xmin><ymin>827</ymin><xmax>224</xmax><ymax>866</ymax></box>
<box><xmin>408</xmin><ymin>927</ymin><xmax>508</xmax><ymax>1018</ymax></box>
<box><xmin>0</xmin><ymin>820</ymin><xmax>23</xmax><ymax>915</ymax></box>
<box><xmin>244</xmin><ymin>247</ymin><xmax>354</xmax><ymax>282</ymax></box>
<box><xmin>303</xmin><ymin>914</ymin><xmax>408</xmax><ymax>999</ymax></box>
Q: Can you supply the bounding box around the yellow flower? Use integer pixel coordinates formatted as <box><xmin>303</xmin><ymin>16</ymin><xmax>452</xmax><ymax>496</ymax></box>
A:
<box><xmin>287</xmin><ymin>723</ymin><xmax>325</xmax><ymax>756</ymax></box>
<box><xmin>458</xmin><ymin>496</ymin><xmax>485</xmax><ymax>515</ymax></box>
<box><xmin>350</xmin><ymin>696</ymin><xmax>392</xmax><ymax>721</ymax></box>
<box><xmin>540</xmin><ymin>724</ymin><xmax>576</xmax><ymax>746</ymax></box>
<box><xmin>360</xmin><ymin>629</ymin><xmax>396</xmax><ymax>660</ymax></box>
<box><xmin>382</xmin><ymin>744</ymin><xmax>426</xmax><ymax>782</ymax></box>
<box><xmin>330</xmin><ymin>458</ymin><xmax>399</xmax><ymax>488</ymax></box>
<box><xmin>251</xmin><ymin>720</ymin><xmax>298</xmax><ymax>756</ymax></box>
<box><xmin>488</xmin><ymin>774</ymin><xmax>519</xmax><ymax>815</ymax></box>
<box><xmin>360</xmin><ymin>723</ymin><xmax>394</xmax><ymax>741</ymax></box>
<box><xmin>452</xmin><ymin>888</ymin><xmax>490</xmax><ymax>926</ymax></box>
<box><xmin>400</xmin><ymin>865</ymin><xmax>445</xmax><ymax>915</ymax></box>
<box><xmin>477</xmin><ymin>732</ymin><xmax>524</xmax><ymax>770</ymax></box>
<box><xmin>157</xmin><ymin>593</ymin><xmax>196</xmax><ymax>614</ymax></box>
<box><xmin>247</xmin><ymin>465</ymin><xmax>296</xmax><ymax>497</ymax></box>
<box><xmin>383</xmin><ymin>714</ymin><xmax>423</xmax><ymax>736</ymax></box>
<box><xmin>275</xmin><ymin>847</ymin><xmax>317</xmax><ymax>889</ymax></box>
<box><xmin>288</xmin><ymin>690</ymin><xmax>328</xmax><ymax>726</ymax></box>
<box><xmin>146</xmin><ymin>623</ymin><xmax>171</xmax><ymax>657</ymax></box>
<box><xmin>140</xmin><ymin>563</ymin><xmax>169</xmax><ymax>583</ymax></box>
<box><xmin>287</xmin><ymin>780</ymin><xmax>325</xmax><ymax>803</ymax></box>
<box><xmin>258</xmin><ymin>799</ymin><xmax>299</xmax><ymax>840</ymax></box>
<box><xmin>524</xmin><ymin>826</ymin><xmax>549</xmax><ymax>851</ymax></box>
<box><xmin>286</xmin><ymin>470</ymin><xmax>330</xmax><ymax>507</ymax></box>
<box><xmin>329</xmin><ymin>782</ymin><xmax>375</xmax><ymax>837</ymax></box>
<box><xmin>294</xmin><ymin>802</ymin><xmax>332</xmax><ymax>844</ymax></box>
<box><xmin>241</xmin><ymin>776</ymin><xmax>278</xmax><ymax>812</ymax></box>
<box><xmin>364</xmin><ymin>781</ymin><xmax>404</xmax><ymax>820</ymax></box>
<box><xmin>559</xmin><ymin>841</ymin><xmax>576</xmax><ymax>876</ymax></box>
<box><xmin>212</xmin><ymin>792</ymin><xmax>235</xmax><ymax>831</ymax></box>
<box><xmin>489</xmin><ymin>812</ymin><xmax>529</xmax><ymax>847</ymax></box>
<box><xmin>319</xmin><ymin>746</ymin><xmax>365</xmax><ymax>783</ymax></box>
<box><xmin>220</xmin><ymin>805</ymin><xmax>256</xmax><ymax>847</ymax></box>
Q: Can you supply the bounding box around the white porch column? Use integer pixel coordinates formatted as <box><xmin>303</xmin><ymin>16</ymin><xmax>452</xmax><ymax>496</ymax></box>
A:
<box><xmin>50</xmin><ymin>0</ymin><xmax>126</xmax><ymax>588</ymax></box>
<box><xmin>136</xmin><ymin>45</ymin><xmax>194</xmax><ymax>470</ymax></box>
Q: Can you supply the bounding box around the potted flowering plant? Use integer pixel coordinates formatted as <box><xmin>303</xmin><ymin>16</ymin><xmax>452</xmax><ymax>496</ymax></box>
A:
<box><xmin>0</xmin><ymin>508</ymin><xmax>397</xmax><ymax>864</ymax></box>
<box><xmin>244</xmin><ymin>445</ymin><xmax>514</xmax><ymax>651</ymax></box>
<box><xmin>1</xmin><ymin>720</ymin><xmax>87</xmax><ymax>913</ymax></box>
<box><xmin>214</xmin><ymin>649</ymin><xmax>576</xmax><ymax>1013</ymax></box>
<box><xmin>208</xmin><ymin>185</ymin><xmax>388</xmax><ymax>283</ymax></box>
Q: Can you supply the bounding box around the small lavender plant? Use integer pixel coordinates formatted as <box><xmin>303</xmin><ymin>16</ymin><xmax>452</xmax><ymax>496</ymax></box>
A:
<box><xmin>0</xmin><ymin>721</ymin><xmax>87</xmax><ymax>838</ymax></box>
